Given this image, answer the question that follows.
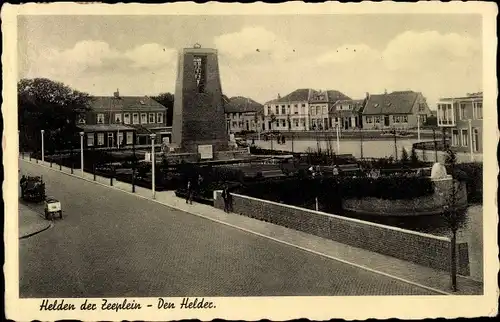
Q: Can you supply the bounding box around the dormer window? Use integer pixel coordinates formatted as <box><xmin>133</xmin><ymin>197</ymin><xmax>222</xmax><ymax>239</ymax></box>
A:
<box><xmin>140</xmin><ymin>100</ymin><xmax>145</xmax><ymax>105</ymax></box>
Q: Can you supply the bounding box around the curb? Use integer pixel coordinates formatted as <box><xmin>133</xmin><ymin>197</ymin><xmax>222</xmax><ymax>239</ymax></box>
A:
<box><xmin>21</xmin><ymin>159</ymin><xmax>460</xmax><ymax>295</ymax></box>
<box><xmin>19</xmin><ymin>222</ymin><xmax>53</xmax><ymax>239</ymax></box>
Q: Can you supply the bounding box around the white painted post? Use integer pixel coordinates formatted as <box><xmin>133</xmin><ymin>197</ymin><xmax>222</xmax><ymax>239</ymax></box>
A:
<box><xmin>150</xmin><ymin>133</ymin><xmax>156</xmax><ymax>199</ymax></box>
<box><xmin>41</xmin><ymin>129</ymin><xmax>45</xmax><ymax>163</ymax></box>
<box><xmin>80</xmin><ymin>131</ymin><xmax>84</xmax><ymax>177</ymax></box>
<box><xmin>336</xmin><ymin>125</ymin><xmax>340</xmax><ymax>153</ymax></box>
<box><xmin>315</xmin><ymin>197</ymin><xmax>319</xmax><ymax>211</ymax></box>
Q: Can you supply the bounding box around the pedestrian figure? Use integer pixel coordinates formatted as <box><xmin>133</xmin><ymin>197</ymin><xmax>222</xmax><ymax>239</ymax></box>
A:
<box><xmin>186</xmin><ymin>180</ymin><xmax>193</xmax><ymax>204</ymax></box>
<box><xmin>222</xmin><ymin>185</ymin><xmax>230</xmax><ymax>212</ymax></box>
<box><xmin>332</xmin><ymin>165</ymin><xmax>339</xmax><ymax>176</ymax></box>
<box><xmin>282</xmin><ymin>135</ymin><xmax>286</xmax><ymax>144</ymax></box>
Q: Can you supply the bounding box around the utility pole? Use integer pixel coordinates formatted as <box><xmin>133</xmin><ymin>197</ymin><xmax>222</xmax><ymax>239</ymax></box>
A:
<box><xmin>393</xmin><ymin>127</ymin><xmax>398</xmax><ymax>161</ymax></box>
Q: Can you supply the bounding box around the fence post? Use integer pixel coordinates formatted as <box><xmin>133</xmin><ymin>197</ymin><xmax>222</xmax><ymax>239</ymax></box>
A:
<box><xmin>110</xmin><ymin>166</ymin><xmax>114</xmax><ymax>186</ymax></box>
<box><xmin>29</xmin><ymin>152</ymin><xmax>32</xmax><ymax>161</ymax></box>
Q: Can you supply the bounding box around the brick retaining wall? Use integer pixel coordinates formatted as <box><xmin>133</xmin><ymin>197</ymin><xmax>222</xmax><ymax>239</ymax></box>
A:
<box><xmin>214</xmin><ymin>191</ymin><xmax>470</xmax><ymax>275</ymax></box>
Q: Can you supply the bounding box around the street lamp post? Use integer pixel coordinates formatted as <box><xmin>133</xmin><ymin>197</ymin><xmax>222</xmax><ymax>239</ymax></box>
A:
<box><xmin>417</xmin><ymin>114</ymin><xmax>421</xmax><ymax>142</ymax></box>
<box><xmin>41</xmin><ymin>129</ymin><xmax>45</xmax><ymax>164</ymax></box>
<box><xmin>80</xmin><ymin>131</ymin><xmax>84</xmax><ymax>177</ymax></box>
<box><xmin>150</xmin><ymin>133</ymin><xmax>156</xmax><ymax>199</ymax></box>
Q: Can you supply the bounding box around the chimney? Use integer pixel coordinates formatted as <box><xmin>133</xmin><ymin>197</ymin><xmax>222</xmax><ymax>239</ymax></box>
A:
<box><xmin>384</xmin><ymin>89</ymin><xmax>387</xmax><ymax>95</ymax></box>
<box><xmin>277</xmin><ymin>93</ymin><xmax>281</xmax><ymax>99</ymax></box>
<box><xmin>366</xmin><ymin>92</ymin><xmax>370</xmax><ymax>100</ymax></box>
<box><xmin>114</xmin><ymin>88</ymin><xmax>120</xmax><ymax>98</ymax></box>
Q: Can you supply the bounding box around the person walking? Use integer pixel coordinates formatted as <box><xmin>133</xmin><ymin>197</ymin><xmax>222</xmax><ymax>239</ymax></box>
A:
<box><xmin>222</xmin><ymin>185</ymin><xmax>229</xmax><ymax>213</ymax></box>
<box><xmin>186</xmin><ymin>180</ymin><xmax>193</xmax><ymax>204</ymax></box>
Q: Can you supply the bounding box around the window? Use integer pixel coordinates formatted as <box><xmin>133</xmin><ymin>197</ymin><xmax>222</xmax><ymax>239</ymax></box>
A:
<box><xmin>114</xmin><ymin>113</ymin><xmax>122</xmax><ymax>124</ymax></box>
<box><xmin>473</xmin><ymin>128</ymin><xmax>480</xmax><ymax>152</ymax></box>
<box><xmin>126</xmin><ymin>132</ymin><xmax>133</xmax><ymax>145</ymax></box>
<box><xmin>393</xmin><ymin>115</ymin><xmax>400</xmax><ymax>123</ymax></box>
<box><xmin>232</xmin><ymin>121</ymin><xmax>237</xmax><ymax>128</ymax></box>
<box><xmin>451</xmin><ymin>130</ymin><xmax>459</xmax><ymax>146</ymax></box>
<box><xmin>78</xmin><ymin>114</ymin><xmax>86</xmax><ymax>124</ymax></box>
<box><xmin>301</xmin><ymin>118</ymin><xmax>306</xmax><ymax>126</ymax></box>
<box><xmin>132</xmin><ymin>113</ymin><xmax>139</xmax><ymax>124</ymax></box>
<box><xmin>374</xmin><ymin>116</ymin><xmax>381</xmax><ymax>123</ymax></box>
<box><xmin>294</xmin><ymin>119</ymin><xmax>299</xmax><ymax>127</ymax></box>
<box><xmin>97</xmin><ymin>113</ymin><xmax>105</xmax><ymax>124</ymax></box>
<box><xmin>281</xmin><ymin>106</ymin><xmax>286</xmax><ymax>114</ymax></box>
<box><xmin>275</xmin><ymin>106</ymin><xmax>279</xmax><ymax>115</ymax></box>
<box><xmin>461</xmin><ymin>129</ymin><xmax>468</xmax><ymax>147</ymax></box>
<box><xmin>323</xmin><ymin>107</ymin><xmax>328</xmax><ymax>115</ymax></box>
<box><xmin>459</xmin><ymin>103</ymin><xmax>467</xmax><ymax>120</ymax></box>
<box><xmin>141</xmin><ymin>113</ymin><xmax>147</xmax><ymax>124</ymax></box>
<box><xmin>316</xmin><ymin>106</ymin><xmax>321</xmax><ymax>115</ymax></box>
<box><xmin>366</xmin><ymin>116</ymin><xmax>373</xmax><ymax>123</ymax></box>
<box><xmin>281</xmin><ymin>119</ymin><xmax>286</xmax><ymax>127</ymax></box>
<box><xmin>157</xmin><ymin>113</ymin><xmax>163</xmax><ymax>124</ymax></box>
<box><xmin>418</xmin><ymin>103</ymin><xmax>425</xmax><ymax>112</ymax></box>
<box><xmin>124</xmin><ymin>113</ymin><xmax>130</xmax><ymax>124</ymax></box>
<box><xmin>87</xmin><ymin>134</ymin><xmax>94</xmax><ymax>146</ymax></box>
<box><xmin>97</xmin><ymin>133</ymin><xmax>104</xmax><ymax>146</ymax></box>
<box><xmin>294</xmin><ymin>105</ymin><xmax>298</xmax><ymax>114</ymax></box>
<box><xmin>402</xmin><ymin>115</ymin><xmax>408</xmax><ymax>123</ymax></box>
<box><xmin>149</xmin><ymin>113</ymin><xmax>155</xmax><ymax>123</ymax></box>
<box><xmin>473</xmin><ymin>102</ymin><xmax>483</xmax><ymax>119</ymax></box>
<box><xmin>302</xmin><ymin>104</ymin><xmax>306</xmax><ymax>107</ymax></box>
<box><xmin>267</xmin><ymin>106</ymin><xmax>272</xmax><ymax>115</ymax></box>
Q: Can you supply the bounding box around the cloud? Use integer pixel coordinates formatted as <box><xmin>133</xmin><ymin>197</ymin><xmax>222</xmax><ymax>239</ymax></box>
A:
<box><xmin>214</xmin><ymin>26</ymin><xmax>296</xmax><ymax>61</ymax></box>
<box><xmin>383</xmin><ymin>30</ymin><xmax>480</xmax><ymax>72</ymax></box>
<box><xmin>24</xmin><ymin>40</ymin><xmax>177</xmax><ymax>78</ymax></box>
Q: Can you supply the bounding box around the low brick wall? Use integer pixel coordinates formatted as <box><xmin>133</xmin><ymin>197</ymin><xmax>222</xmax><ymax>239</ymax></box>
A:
<box><xmin>214</xmin><ymin>191</ymin><xmax>470</xmax><ymax>275</ymax></box>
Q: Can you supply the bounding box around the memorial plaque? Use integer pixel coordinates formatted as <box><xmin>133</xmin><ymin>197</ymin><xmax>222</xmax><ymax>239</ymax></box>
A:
<box><xmin>198</xmin><ymin>144</ymin><xmax>213</xmax><ymax>159</ymax></box>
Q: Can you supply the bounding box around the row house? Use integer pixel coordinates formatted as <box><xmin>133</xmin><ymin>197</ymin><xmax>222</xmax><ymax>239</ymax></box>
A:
<box><xmin>362</xmin><ymin>91</ymin><xmax>432</xmax><ymax>130</ymax></box>
<box><xmin>437</xmin><ymin>92</ymin><xmax>483</xmax><ymax>154</ymax></box>
<box><xmin>262</xmin><ymin>89</ymin><xmax>350</xmax><ymax>131</ymax></box>
<box><xmin>331</xmin><ymin>99</ymin><xmax>366</xmax><ymax>130</ymax></box>
<box><xmin>224</xmin><ymin>96</ymin><xmax>264</xmax><ymax>133</ymax></box>
<box><xmin>77</xmin><ymin>90</ymin><xmax>170</xmax><ymax>148</ymax></box>
<box><xmin>309</xmin><ymin>90</ymin><xmax>350</xmax><ymax>130</ymax></box>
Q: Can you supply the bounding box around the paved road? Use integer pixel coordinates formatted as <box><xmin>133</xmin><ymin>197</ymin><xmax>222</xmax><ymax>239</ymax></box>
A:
<box><xmin>18</xmin><ymin>161</ymin><xmax>438</xmax><ymax>297</ymax></box>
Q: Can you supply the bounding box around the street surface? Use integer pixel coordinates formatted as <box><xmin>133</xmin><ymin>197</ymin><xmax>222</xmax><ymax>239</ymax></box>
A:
<box><xmin>18</xmin><ymin>161</ymin><xmax>438</xmax><ymax>297</ymax></box>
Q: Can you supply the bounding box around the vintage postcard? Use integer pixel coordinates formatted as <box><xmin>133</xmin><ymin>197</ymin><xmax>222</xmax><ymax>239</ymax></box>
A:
<box><xmin>2</xmin><ymin>2</ymin><xmax>498</xmax><ymax>321</ymax></box>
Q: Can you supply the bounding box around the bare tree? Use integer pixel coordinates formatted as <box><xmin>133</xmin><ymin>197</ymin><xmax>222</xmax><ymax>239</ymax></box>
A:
<box><xmin>443</xmin><ymin>148</ymin><xmax>466</xmax><ymax>292</ymax></box>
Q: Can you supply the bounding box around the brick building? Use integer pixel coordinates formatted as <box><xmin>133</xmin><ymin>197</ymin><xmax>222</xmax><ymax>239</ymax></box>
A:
<box><xmin>437</xmin><ymin>92</ymin><xmax>483</xmax><ymax>154</ymax></box>
<box><xmin>362</xmin><ymin>90</ymin><xmax>432</xmax><ymax>130</ymax></box>
<box><xmin>77</xmin><ymin>90</ymin><xmax>170</xmax><ymax>148</ymax></box>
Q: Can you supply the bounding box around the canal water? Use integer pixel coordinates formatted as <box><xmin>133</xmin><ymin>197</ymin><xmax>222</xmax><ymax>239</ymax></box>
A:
<box><xmin>251</xmin><ymin>138</ymin><xmax>420</xmax><ymax>159</ymax></box>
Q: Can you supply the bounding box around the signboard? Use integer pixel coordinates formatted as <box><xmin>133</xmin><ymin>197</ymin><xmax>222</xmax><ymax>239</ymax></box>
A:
<box><xmin>198</xmin><ymin>144</ymin><xmax>213</xmax><ymax>160</ymax></box>
<box><xmin>144</xmin><ymin>152</ymin><xmax>151</xmax><ymax>162</ymax></box>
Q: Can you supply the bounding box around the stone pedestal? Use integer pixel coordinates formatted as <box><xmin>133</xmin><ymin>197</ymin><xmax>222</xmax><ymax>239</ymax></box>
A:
<box><xmin>171</xmin><ymin>46</ymin><xmax>229</xmax><ymax>155</ymax></box>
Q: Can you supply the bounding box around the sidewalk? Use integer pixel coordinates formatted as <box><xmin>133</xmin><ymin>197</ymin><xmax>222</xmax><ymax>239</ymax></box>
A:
<box><xmin>19</xmin><ymin>203</ymin><xmax>51</xmax><ymax>239</ymax></box>
<box><xmin>20</xmin><ymin>157</ymin><xmax>483</xmax><ymax>295</ymax></box>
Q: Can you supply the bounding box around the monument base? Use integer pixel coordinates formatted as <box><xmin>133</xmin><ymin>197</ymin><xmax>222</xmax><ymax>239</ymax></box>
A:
<box><xmin>160</xmin><ymin>147</ymin><xmax>251</xmax><ymax>164</ymax></box>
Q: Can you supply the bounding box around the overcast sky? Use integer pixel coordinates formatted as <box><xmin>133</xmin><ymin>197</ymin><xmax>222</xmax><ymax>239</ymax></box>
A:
<box><xmin>18</xmin><ymin>14</ymin><xmax>482</xmax><ymax>107</ymax></box>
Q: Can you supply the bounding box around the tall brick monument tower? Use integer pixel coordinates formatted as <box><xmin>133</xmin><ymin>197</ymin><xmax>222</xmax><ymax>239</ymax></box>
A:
<box><xmin>171</xmin><ymin>44</ymin><xmax>229</xmax><ymax>155</ymax></box>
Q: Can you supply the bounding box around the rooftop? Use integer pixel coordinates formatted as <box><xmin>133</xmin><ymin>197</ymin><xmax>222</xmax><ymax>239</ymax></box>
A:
<box><xmin>224</xmin><ymin>96</ymin><xmax>263</xmax><ymax>113</ymax></box>
<box><xmin>90</xmin><ymin>95</ymin><xmax>167</xmax><ymax>111</ymax></box>
<box><xmin>363</xmin><ymin>91</ymin><xmax>421</xmax><ymax>115</ymax></box>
